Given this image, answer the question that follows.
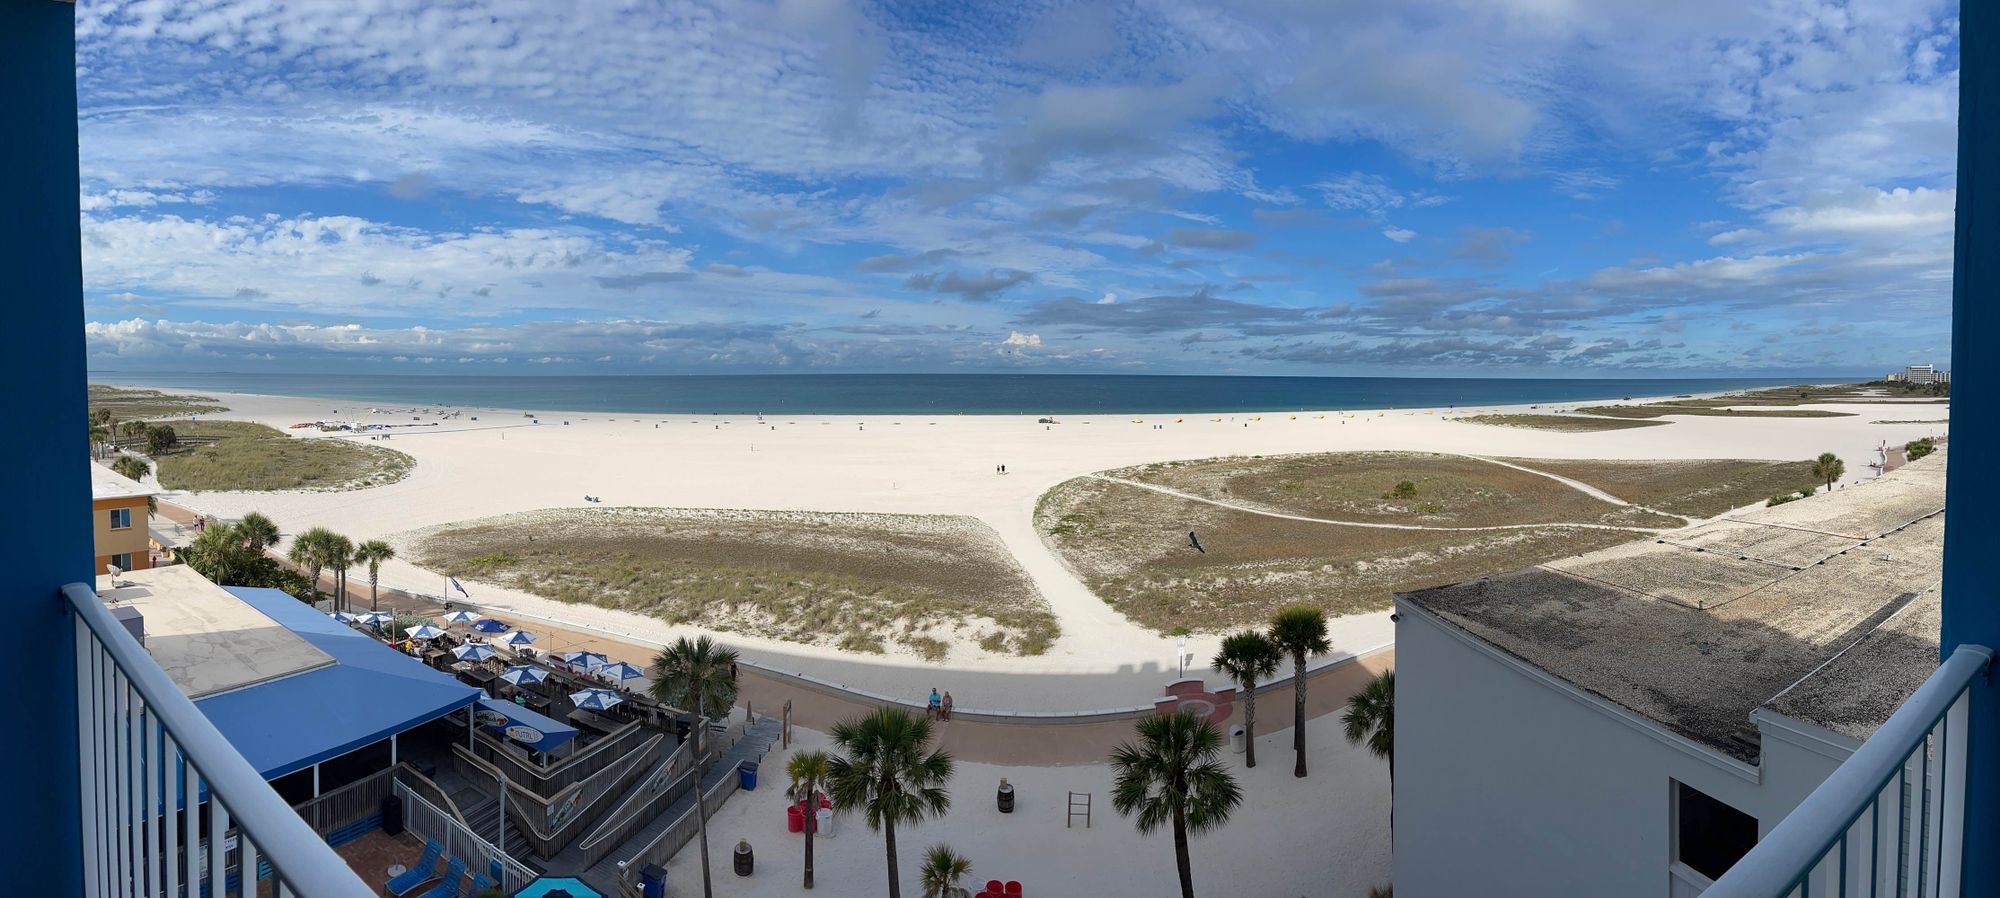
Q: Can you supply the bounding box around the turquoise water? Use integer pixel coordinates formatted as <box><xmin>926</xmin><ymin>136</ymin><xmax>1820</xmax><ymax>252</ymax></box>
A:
<box><xmin>97</xmin><ymin>372</ymin><xmax>1845</xmax><ymax>416</ymax></box>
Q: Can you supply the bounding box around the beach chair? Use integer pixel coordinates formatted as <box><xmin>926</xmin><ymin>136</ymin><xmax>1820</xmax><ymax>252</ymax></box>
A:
<box><xmin>467</xmin><ymin>871</ymin><xmax>495</xmax><ymax>896</ymax></box>
<box><xmin>385</xmin><ymin>839</ymin><xmax>444</xmax><ymax>896</ymax></box>
<box><xmin>488</xmin><ymin>857</ymin><xmax>504</xmax><ymax>886</ymax></box>
<box><xmin>412</xmin><ymin>857</ymin><xmax>468</xmax><ymax>898</ymax></box>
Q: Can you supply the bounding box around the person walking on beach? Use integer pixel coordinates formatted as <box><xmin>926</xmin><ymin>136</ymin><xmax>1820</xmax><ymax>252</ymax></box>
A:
<box><xmin>941</xmin><ymin>691</ymin><xmax>954</xmax><ymax>721</ymax></box>
<box><xmin>928</xmin><ymin>687</ymin><xmax>942</xmax><ymax>719</ymax></box>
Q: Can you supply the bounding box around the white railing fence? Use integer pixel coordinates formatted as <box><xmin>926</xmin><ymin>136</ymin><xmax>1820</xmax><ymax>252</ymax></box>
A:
<box><xmin>1706</xmin><ymin>644</ymin><xmax>1993</xmax><ymax>898</ymax></box>
<box><xmin>394</xmin><ymin>781</ymin><xmax>539</xmax><ymax>893</ymax></box>
<box><xmin>67</xmin><ymin>582</ymin><xmax>374</xmax><ymax>897</ymax></box>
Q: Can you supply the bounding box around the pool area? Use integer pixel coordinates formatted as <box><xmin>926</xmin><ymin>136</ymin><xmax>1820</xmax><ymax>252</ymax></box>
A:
<box><xmin>512</xmin><ymin>876</ymin><xmax>605</xmax><ymax>898</ymax></box>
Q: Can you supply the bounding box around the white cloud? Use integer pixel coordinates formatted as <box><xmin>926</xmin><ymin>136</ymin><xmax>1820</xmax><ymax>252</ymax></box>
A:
<box><xmin>1382</xmin><ymin>226</ymin><xmax>1417</xmax><ymax>243</ymax></box>
<box><xmin>1001</xmin><ymin>331</ymin><xmax>1042</xmax><ymax>347</ymax></box>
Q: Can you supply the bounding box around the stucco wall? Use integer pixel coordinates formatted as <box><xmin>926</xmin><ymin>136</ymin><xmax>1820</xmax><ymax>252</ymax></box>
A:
<box><xmin>92</xmin><ymin>496</ymin><xmax>151</xmax><ymax>571</ymax></box>
<box><xmin>1392</xmin><ymin>600</ymin><xmax>1841</xmax><ymax>897</ymax></box>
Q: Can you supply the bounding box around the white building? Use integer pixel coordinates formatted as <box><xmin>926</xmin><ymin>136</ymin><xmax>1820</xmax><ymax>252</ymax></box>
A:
<box><xmin>1891</xmin><ymin>364</ymin><xmax>1950</xmax><ymax>384</ymax></box>
<box><xmin>1393</xmin><ymin>453</ymin><xmax>1946</xmax><ymax>897</ymax></box>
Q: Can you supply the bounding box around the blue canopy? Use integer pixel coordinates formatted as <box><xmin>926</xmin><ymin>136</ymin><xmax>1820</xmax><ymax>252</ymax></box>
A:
<box><xmin>474</xmin><ymin>696</ymin><xmax>578</xmax><ymax>754</ymax></box>
<box><xmin>471</xmin><ymin>618</ymin><xmax>509</xmax><ymax>633</ymax></box>
<box><xmin>201</xmin><ymin>588</ymin><xmax>481</xmax><ymax>779</ymax></box>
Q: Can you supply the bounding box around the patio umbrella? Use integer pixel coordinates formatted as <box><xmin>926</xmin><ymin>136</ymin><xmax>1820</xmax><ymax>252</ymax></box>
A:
<box><xmin>358</xmin><ymin>611</ymin><xmax>394</xmax><ymax>629</ymax></box>
<box><xmin>596</xmin><ymin>661</ymin><xmax>645</xmax><ymax>683</ymax></box>
<box><xmin>454</xmin><ymin>643</ymin><xmax>499</xmax><ymax>663</ymax></box>
<box><xmin>407</xmin><ymin>624</ymin><xmax>445</xmax><ymax>641</ymax></box>
<box><xmin>497</xmin><ymin>630</ymin><xmax>538</xmax><ymax>647</ymax></box>
<box><xmin>328</xmin><ymin>610</ymin><xmax>359</xmax><ymax>624</ymax></box>
<box><xmin>471</xmin><ymin>618</ymin><xmax>510</xmax><ymax>634</ymax></box>
<box><xmin>558</xmin><ymin>650</ymin><xmax>609</xmax><ymax>670</ymax></box>
<box><xmin>569</xmin><ymin>688</ymin><xmax>623</xmax><ymax>711</ymax></box>
<box><xmin>443</xmin><ymin>609</ymin><xmax>479</xmax><ymax>625</ymax></box>
<box><xmin>501</xmin><ymin>665</ymin><xmax>550</xmax><ymax>687</ymax></box>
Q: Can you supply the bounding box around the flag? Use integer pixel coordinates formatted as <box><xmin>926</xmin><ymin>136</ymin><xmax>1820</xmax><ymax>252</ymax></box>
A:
<box><xmin>450</xmin><ymin>577</ymin><xmax>470</xmax><ymax>597</ymax></box>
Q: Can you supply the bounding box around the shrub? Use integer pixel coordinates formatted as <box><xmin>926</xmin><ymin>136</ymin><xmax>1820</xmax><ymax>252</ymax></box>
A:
<box><xmin>145</xmin><ymin>424</ymin><xmax>179</xmax><ymax>455</ymax></box>
<box><xmin>1767</xmin><ymin>493</ymin><xmax>1798</xmax><ymax>507</ymax></box>
<box><xmin>1906</xmin><ymin>438</ymin><xmax>1936</xmax><ymax>461</ymax></box>
<box><xmin>1385</xmin><ymin>480</ymin><xmax>1419</xmax><ymax>500</ymax></box>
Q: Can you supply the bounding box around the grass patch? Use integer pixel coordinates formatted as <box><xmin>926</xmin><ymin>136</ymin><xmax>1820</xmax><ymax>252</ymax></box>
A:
<box><xmin>1499</xmin><ymin>458</ymin><xmax>1822</xmax><ymax>518</ymax></box>
<box><xmin>151</xmin><ymin>419</ymin><xmax>414</xmax><ymax>491</ymax></box>
<box><xmin>1037</xmin><ymin>475</ymin><xmax>1643</xmax><ymax>633</ymax></box>
<box><xmin>1456</xmin><ymin>413</ymin><xmax>1671</xmax><ymax>433</ymax></box>
<box><xmin>407</xmin><ymin>507</ymin><xmax>1059</xmax><ymax>660</ymax></box>
<box><xmin>89</xmin><ymin>384</ymin><xmax>227</xmax><ymax>419</ymax></box>
<box><xmin>1576</xmin><ymin>404</ymin><xmax>1853</xmax><ymax>419</ymax></box>
<box><xmin>1107</xmin><ymin>451</ymin><xmax>1683</xmax><ymax>529</ymax></box>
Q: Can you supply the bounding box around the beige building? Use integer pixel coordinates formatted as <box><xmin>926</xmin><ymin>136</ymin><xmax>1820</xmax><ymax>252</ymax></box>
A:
<box><xmin>89</xmin><ymin>461</ymin><xmax>157</xmax><ymax>574</ymax></box>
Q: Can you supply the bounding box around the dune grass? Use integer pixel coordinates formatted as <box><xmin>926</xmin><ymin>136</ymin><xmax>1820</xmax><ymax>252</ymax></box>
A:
<box><xmin>1497</xmin><ymin>457</ymin><xmax>1822</xmax><ymax>518</ymax></box>
<box><xmin>1576</xmin><ymin>403</ymin><xmax>1853</xmax><ymax>419</ymax></box>
<box><xmin>88</xmin><ymin>384</ymin><xmax>226</xmax><ymax>419</ymax></box>
<box><xmin>408</xmin><ymin>507</ymin><xmax>1058</xmax><ymax>660</ymax></box>
<box><xmin>1456</xmin><ymin>413</ymin><xmax>1671</xmax><ymax>433</ymax></box>
<box><xmin>152</xmin><ymin>419</ymin><xmax>414</xmax><ymax>491</ymax></box>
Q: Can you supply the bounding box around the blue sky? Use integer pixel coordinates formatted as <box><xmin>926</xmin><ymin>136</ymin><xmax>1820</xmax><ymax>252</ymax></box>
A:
<box><xmin>76</xmin><ymin>0</ymin><xmax>1959</xmax><ymax>376</ymax></box>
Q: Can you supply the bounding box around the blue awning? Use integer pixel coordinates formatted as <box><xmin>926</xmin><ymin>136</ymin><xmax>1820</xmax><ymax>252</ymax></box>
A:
<box><xmin>474</xmin><ymin>696</ymin><xmax>579</xmax><ymax>753</ymax></box>
<box><xmin>199</xmin><ymin>588</ymin><xmax>482</xmax><ymax>779</ymax></box>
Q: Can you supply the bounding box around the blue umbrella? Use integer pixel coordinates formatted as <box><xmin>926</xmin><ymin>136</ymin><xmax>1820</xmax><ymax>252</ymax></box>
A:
<box><xmin>569</xmin><ymin>688</ymin><xmax>623</xmax><ymax>711</ymax></box>
<box><xmin>443</xmin><ymin>610</ymin><xmax>479</xmax><ymax>625</ymax></box>
<box><xmin>498</xmin><ymin>630</ymin><xmax>538</xmax><ymax>647</ymax></box>
<box><xmin>558</xmin><ymin>650</ymin><xmax>609</xmax><ymax>670</ymax></box>
<box><xmin>328</xmin><ymin>610</ymin><xmax>359</xmax><ymax>624</ymax></box>
<box><xmin>471</xmin><ymin>618</ymin><xmax>510</xmax><ymax>634</ymax></box>
<box><xmin>596</xmin><ymin>661</ymin><xmax>645</xmax><ymax>683</ymax></box>
<box><xmin>407</xmin><ymin>624</ymin><xmax>445</xmax><ymax>641</ymax></box>
<box><xmin>454</xmin><ymin>643</ymin><xmax>498</xmax><ymax>663</ymax></box>
<box><xmin>358</xmin><ymin>611</ymin><xmax>394</xmax><ymax>629</ymax></box>
<box><xmin>501</xmin><ymin>665</ymin><xmax>550</xmax><ymax>687</ymax></box>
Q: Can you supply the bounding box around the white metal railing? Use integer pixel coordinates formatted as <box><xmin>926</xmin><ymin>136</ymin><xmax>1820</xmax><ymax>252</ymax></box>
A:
<box><xmin>66</xmin><ymin>582</ymin><xmax>373</xmax><ymax>897</ymax></box>
<box><xmin>393</xmin><ymin>781</ymin><xmax>538</xmax><ymax>893</ymax></box>
<box><xmin>1706</xmin><ymin>643</ymin><xmax>1993</xmax><ymax>898</ymax></box>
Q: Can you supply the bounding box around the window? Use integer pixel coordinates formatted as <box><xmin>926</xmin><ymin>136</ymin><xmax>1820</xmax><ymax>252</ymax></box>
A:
<box><xmin>108</xmin><ymin>507</ymin><xmax>131</xmax><ymax>530</ymax></box>
<box><xmin>109</xmin><ymin>553</ymin><xmax>132</xmax><ymax>572</ymax></box>
<box><xmin>1675</xmin><ymin>781</ymin><xmax>1759</xmax><ymax>882</ymax></box>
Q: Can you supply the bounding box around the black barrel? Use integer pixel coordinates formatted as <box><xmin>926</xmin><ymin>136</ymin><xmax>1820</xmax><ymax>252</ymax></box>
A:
<box><xmin>734</xmin><ymin>840</ymin><xmax>754</xmax><ymax>876</ymax></box>
<box><xmin>998</xmin><ymin>782</ymin><xmax>1015</xmax><ymax>814</ymax></box>
<box><xmin>379</xmin><ymin>793</ymin><xmax>405</xmax><ymax>836</ymax></box>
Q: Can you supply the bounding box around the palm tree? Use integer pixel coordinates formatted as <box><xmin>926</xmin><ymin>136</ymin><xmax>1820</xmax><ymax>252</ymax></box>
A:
<box><xmin>110</xmin><ymin>455</ymin><xmax>151</xmax><ymax>482</ymax></box>
<box><xmin>1268</xmin><ymin>605</ymin><xmax>1330</xmax><ymax>777</ymax></box>
<box><xmin>918</xmin><ymin>845</ymin><xmax>972</xmax><ymax>898</ymax></box>
<box><xmin>1812</xmin><ymin>452</ymin><xmax>1846</xmax><ymax>490</ymax></box>
<box><xmin>236</xmin><ymin>511</ymin><xmax>280</xmax><ymax>552</ymax></box>
<box><xmin>354</xmin><ymin>540</ymin><xmax>396</xmax><ymax>612</ymax></box>
<box><xmin>1110</xmin><ymin>711</ymin><xmax>1243</xmax><ymax>898</ymax></box>
<box><xmin>287</xmin><ymin>527</ymin><xmax>337</xmax><ymax>600</ymax></box>
<box><xmin>1344</xmin><ymin>670</ymin><xmax>1395</xmax><ymax>825</ymax></box>
<box><xmin>323</xmin><ymin>532</ymin><xmax>354</xmax><ymax>612</ymax></box>
<box><xmin>185</xmin><ymin>523</ymin><xmax>254</xmax><ymax>585</ymax></box>
<box><xmin>786</xmin><ymin>750</ymin><xmax>833</xmax><ymax>889</ymax></box>
<box><xmin>1212</xmin><ymin>631</ymin><xmax>1282</xmax><ymax>769</ymax></box>
<box><xmin>87</xmin><ymin>422</ymin><xmax>109</xmax><ymax>459</ymax></box>
<box><xmin>826</xmin><ymin>707</ymin><xmax>955</xmax><ymax>898</ymax></box>
<box><xmin>650</xmin><ymin>636</ymin><xmax>742</xmax><ymax>898</ymax></box>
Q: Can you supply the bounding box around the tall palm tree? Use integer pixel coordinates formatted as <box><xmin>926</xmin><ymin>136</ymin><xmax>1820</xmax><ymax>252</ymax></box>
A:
<box><xmin>110</xmin><ymin>455</ymin><xmax>151</xmax><ymax>482</ymax></box>
<box><xmin>287</xmin><ymin>527</ymin><xmax>336</xmax><ymax>601</ymax></box>
<box><xmin>918</xmin><ymin>845</ymin><xmax>972</xmax><ymax>898</ymax></box>
<box><xmin>650</xmin><ymin>636</ymin><xmax>742</xmax><ymax>898</ymax></box>
<box><xmin>826</xmin><ymin>707</ymin><xmax>955</xmax><ymax>898</ymax></box>
<box><xmin>87</xmin><ymin>422</ymin><xmax>109</xmax><ymax>459</ymax></box>
<box><xmin>1268</xmin><ymin>605</ymin><xmax>1330</xmax><ymax>778</ymax></box>
<box><xmin>1212</xmin><ymin>631</ymin><xmax>1282</xmax><ymax>769</ymax></box>
<box><xmin>1812</xmin><ymin>452</ymin><xmax>1846</xmax><ymax>490</ymax></box>
<box><xmin>354</xmin><ymin>540</ymin><xmax>396</xmax><ymax>612</ymax></box>
<box><xmin>1344</xmin><ymin>670</ymin><xmax>1395</xmax><ymax>824</ymax></box>
<box><xmin>1110</xmin><ymin>711</ymin><xmax>1243</xmax><ymax>898</ymax></box>
<box><xmin>185</xmin><ymin>523</ymin><xmax>254</xmax><ymax>586</ymax></box>
<box><xmin>786</xmin><ymin>750</ymin><xmax>833</xmax><ymax>889</ymax></box>
<box><xmin>236</xmin><ymin>511</ymin><xmax>280</xmax><ymax>553</ymax></box>
<box><xmin>323</xmin><ymin>532</ymin><xmax>354</xmax><ymax>612</ymax></box>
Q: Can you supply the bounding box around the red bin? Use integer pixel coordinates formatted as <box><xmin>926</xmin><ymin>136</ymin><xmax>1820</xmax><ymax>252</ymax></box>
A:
<box><xmin>787</xmin><ymin>804</ymin><xmax>805</xmax><ymax>833</ymax></box>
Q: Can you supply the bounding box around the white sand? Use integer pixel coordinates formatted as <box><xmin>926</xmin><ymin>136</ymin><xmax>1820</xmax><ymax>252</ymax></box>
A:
<box><xmin>667</xmin><ymin>711</ymin><xmax>1392</xmax><ymax>898</ymax></box>
<box><xmin>137</xmin><ymin>384</ymin><xmax>1946</xmax><ymax>709</ymax></box>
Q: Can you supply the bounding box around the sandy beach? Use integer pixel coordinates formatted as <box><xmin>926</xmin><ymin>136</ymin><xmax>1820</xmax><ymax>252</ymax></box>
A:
<box><xmin>127</xmin><ymin>383</ymin><xmax>1947</xmax><ymax>710</ymax></box>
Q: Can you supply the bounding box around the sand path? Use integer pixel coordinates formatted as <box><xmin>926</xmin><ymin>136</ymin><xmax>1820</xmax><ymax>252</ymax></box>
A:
<box><xmin>1086</xmin><ymin>473</ymin><xmax>1675</xmax><ymax>533</ymax></box>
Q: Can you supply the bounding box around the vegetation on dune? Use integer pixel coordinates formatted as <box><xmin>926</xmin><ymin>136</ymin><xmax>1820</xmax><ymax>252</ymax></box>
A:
<box><xmin>1110</xmin><ymin>711</ymin><xmax>1242</xmax><ymax>898</ymax></box>
<box><xmin>1905</xmin><ymin>437</ymin><xmax>1937</xmax><ymax>461</ymax></box>
<box><xmin>412</xmin><ymin>507</ymin><xmax>1059</xmax><ymax>660</ymax></box>
<box><xmin>88</xmin><ymin>384</ymin><xmax>227</xmax><ymax>419</ymax></box>
<box><xmin>1455</xmin><ymin>413</ymin><xmax>1672</xmax><ymax>432</ymax></box>
<box><xmin>1576</xmin><ymin>403</ymin><xmax>1852</xmax><ymax>419</ymax></box>
<box><xmin>148</xmin><ymin>418</ymin><xmax>412</xmax><ymax>492</ymax></box>
<box><xmin>1495</xmin><ymin>457</ymin><xmax>1824</xmax><ymax>519</ymax></box>
<box><xmin>110</xmin><ymin>455</ymin><xmax>151</xmax><ymax>482</ymax></box>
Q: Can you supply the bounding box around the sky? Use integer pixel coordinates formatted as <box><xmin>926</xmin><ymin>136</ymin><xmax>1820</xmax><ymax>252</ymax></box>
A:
<box><xmin>75</xmin><ymin>0</ymin><xmax>1960</xmax><ymax>377</ymax></box>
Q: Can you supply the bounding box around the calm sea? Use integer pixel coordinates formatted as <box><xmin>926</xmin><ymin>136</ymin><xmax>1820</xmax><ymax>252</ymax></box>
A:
<box><xmin>96</xmin><ymin>372</ymin><xmax>1846</xmax><ymax>416</ymax></box>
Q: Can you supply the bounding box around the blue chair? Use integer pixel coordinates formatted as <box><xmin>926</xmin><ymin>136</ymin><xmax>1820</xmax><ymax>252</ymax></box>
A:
<box><xmin>488</xmin><ymin>858</ymin><xmax>504</xmax><ymax>886</ymax></box>
<box><xmin>413</xmin><ymin>857</ymin><xmax>468</xmax><ymax>898</ymax></box>
<box><xmin>467</xmin><ymin>872</ymin><xmax>495</xmax><ymax>896</ymax></box>
<box><xmin>386</xmin><ymin>840</ymin><xmax>444</xmax><ymax>896</ymax></box>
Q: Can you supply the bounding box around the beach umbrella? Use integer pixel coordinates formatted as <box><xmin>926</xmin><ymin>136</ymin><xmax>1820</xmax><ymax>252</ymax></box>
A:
<box><xmin>328</xmin><ymin>610</ymin><xmax>359</xmax><ymax>624</ymax></box>
<box><xmin>454</xmin><ymin>643</ymin><xmax>499</xmax><ymax>663</ymax></box>
<box><xmin>596</xmin><ymin>661</ymin><xmax>645</xmax><ymax>683</ymax></box>
<box><xmin>501</xmin><ymin>665</ymin><xmax>550</xmax><ymax>687</ymax></box>
<box><xmin>497</xmin><ymin>630</ymin><xmax>538</xmax><ymax>647</ymax></box>
<box><xmin>443</xmin><ymin>610</ymin><xmax>479</xmax><ymax>625</ymax></box>
<box><xmin>358</xmin><ymin>611</ymin><xmax>394</xmax><ymax>629</ymax></box>
<box><xmin>557</xmin><ymin>650</ymin><xmax>609</xmax><ymax>670</ymax></box>
<box><xmin>471</xmin><ymin>618</ymin><xmax>509</xmax><ymax>634</ymax></box>
<box><xmin>407</xmin><ymin>624</ymin><xmax>445</xmax><ymax>641</ymax></box>
<box><xmin>569</xmin><ymin>688</ymin><xmax>623</xmax><ymax>711</ymax></box>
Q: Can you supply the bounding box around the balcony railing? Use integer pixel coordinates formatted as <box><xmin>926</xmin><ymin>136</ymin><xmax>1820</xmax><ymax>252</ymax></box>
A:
<box><xmin>1706</xmin><ymin>643</ymin><xmax>1993</xmax><ymax>898</ymax></box>
<box><xmin>66</xmin><ymin>582</ymin><xmax>373</xmax><ymax>897</ymax></box>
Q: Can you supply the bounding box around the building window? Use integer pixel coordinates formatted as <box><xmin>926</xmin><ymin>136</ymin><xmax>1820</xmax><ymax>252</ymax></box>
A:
<box><xmin>1675</xmin><ymin>781</ymin><xmax>1759</xmax><ymax>882</ymax></box>
<box><xmin>108</xmin><ymin>507</ymin><xmax>132</xmax><ymax>530</ymax></box>
<box><xmin>109</xmin><ymin>553</ymin><xmax>132</xmax><ymax>572</ymax></box>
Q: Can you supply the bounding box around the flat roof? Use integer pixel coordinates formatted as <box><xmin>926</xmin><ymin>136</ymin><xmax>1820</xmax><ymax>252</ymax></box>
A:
<box><xmin>1400</xmin><ymin>452</ymin><xmax>1945</xmax><ymax>763</ymax></box>
<box><xmin>89</xmin><ymin>460</ymin><xmax>158</xmax><ymax>502</ymax></box>
<box><xmin>97</xmin><ymin>564</ymin><xmax>333</xmax><ymax>699</ymax></box>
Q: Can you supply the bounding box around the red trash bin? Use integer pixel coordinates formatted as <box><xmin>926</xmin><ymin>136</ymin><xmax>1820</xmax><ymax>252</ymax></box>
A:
<box><xmin>787</xmin><ymin>804</ymin><xmax>805</xmax><ymax>833</ymax></box>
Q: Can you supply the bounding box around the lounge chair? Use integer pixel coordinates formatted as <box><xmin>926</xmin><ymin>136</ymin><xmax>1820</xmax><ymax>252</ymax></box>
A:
<box><xmin>467</xmin><ymin>872</ymin><xmax>495</xmax><ymax>895</ymax></box>
<box><xmin>412</xmin><ymin>857</ymin><xmax>468</xmax><ymax>898</ymax></box>
<box><xmin>385</xmin><ymin>839</ymin><xmax>444</xmax><ymax>896</ymax></box>
<box><xmin>488</xmin><ymin>858</ymin><xmax>504</xmax><ymax>885</ymax></box>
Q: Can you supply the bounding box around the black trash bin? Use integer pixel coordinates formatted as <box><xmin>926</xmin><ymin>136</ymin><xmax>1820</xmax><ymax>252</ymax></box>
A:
<box><xmin>997</xmin><ymin>780</ymin><xmax>1015</xmax><ymax>814</ymax></box>
<box><xmin>734</xmin><ymin>840</ymin><xmax>754</xmax><ymax>876</ymax></box>
<box><xmin>379</xmin><ymin>793</ymin><xmax>405</xmax><ymax>836</ymax></box>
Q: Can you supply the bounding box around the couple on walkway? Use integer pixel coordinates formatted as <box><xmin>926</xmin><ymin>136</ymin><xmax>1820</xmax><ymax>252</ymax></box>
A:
<box><xmin>927</xmin><ymin>687</ymin><xmax>955</xmax><ymax>721</ymax></box>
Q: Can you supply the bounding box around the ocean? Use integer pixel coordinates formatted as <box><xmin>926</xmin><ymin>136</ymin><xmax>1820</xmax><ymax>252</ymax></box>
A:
<box><xmin>96</xmin><ymin>372</ymin><xmax>1847</xmax><ymax>416</ymax></box>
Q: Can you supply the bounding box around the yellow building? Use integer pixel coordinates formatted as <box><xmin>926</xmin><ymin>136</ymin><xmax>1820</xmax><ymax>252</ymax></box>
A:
<box><xmin>89</xmin><ymin>461</ymin><xmax>157</xmax><ymax>574</ymax></box>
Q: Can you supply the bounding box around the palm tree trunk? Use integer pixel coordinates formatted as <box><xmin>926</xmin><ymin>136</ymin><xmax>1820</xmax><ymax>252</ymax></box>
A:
<box><xmin>1243</xmin><ymin>686</ymin><xmax>1258</xmax><ymax>768</ymax></box>
<box><xmin>802</xmin><ymin>787</ymin><xmax>816</xmax><ymax>889</ymax></box>
<box><xmin>1293</xmin><ymin>653</ymin><xmax>1308</xmax><ymax>778</ymax></box>
<box><xmin>884</xmin><ymin>815</ymin><xmax>901</xmax><ymax>898</ymax></box>
<box><xmin>1173</xmin><ymin>805</ymin><xmax>1194</xmax><ymax>898</ymax></box>
<box><xmin>369</xmin><ymin>570</ymin><xmax>379</xmax><ymax>612</ymax></box>
<box><xmin>694</xmin><ymin>691</ymin><xmax>714</xmax><ymax>898</ymax></box>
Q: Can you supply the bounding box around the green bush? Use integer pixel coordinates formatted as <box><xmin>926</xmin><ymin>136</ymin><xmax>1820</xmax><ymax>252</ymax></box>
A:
<box><xmin>1906</xmin><ymin>437</ymin><xmax>1936</xmax><ymax>461</ymax></box>
<box><xmin>1385</xmin><ymin>480</ymin><xmax>1419</xmax><ymax>500</ymax></box>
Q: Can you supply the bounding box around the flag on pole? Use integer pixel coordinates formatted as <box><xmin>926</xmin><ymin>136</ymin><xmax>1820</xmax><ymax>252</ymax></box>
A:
<box><xmin>450</xmin><ymin>577</ymin><xmax>470</xmax><ymax>597</ymax></box>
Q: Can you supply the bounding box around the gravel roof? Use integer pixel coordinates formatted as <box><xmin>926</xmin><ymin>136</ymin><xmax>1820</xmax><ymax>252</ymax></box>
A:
<box><xmin>1401</xmin><ymin>452</ymin><xmax>1945</xmax><ymax>763</ymax></box>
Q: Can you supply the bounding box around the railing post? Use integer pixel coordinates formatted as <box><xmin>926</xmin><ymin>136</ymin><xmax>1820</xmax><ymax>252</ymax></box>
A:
<box><xmin>1945</xmin><ymin>0</ymin><xmax>2000</xmax><ymax>893</ymax></box>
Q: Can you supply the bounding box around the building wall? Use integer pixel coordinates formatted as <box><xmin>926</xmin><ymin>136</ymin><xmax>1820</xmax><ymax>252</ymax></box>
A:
<box><xmin>92</xmin><ymin>496</ymin><xmax>152</xmax><ymax>572</ymax></box>
<box><xmin>1393</xmin><ymin>603</ymin><xmax>1838</xmax><ymax>898</ymax></box>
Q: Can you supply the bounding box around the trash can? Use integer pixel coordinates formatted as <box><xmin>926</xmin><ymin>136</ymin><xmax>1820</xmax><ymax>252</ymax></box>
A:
<box><xmin>997</xmin><ymin>779</ymin><xmax>1015</xmax><ymax>814</ymax></box>
<box><xmin>734</xmin><ymin>839</ymin><xmax>755</xmax><ymax>876</ymax></box>
<box><xmin>379</xmin><ymin>793</ymin><xmax>405</xmax><ymax>837</ymax></box>
<box><xmin>815</xmin><ymin>806</ymin><xmax>834</xmax><ymax>838</ymax></box>
<box><xmin>788</xmin><ymin>804</ymin><xmax>805</xmax><ymax>833</ymax></box>
<box><xmin>738</xmin><ymin>760</ymin><xmax>759</xmax><ymax>790</ymax></box>
<box><xmin>1230</xmin><ymin>725</ymin><xmax>1246</xmax><ymax>754</ymax></box>
<box><xmin>639</xmin><ymin>863</ymin><xmax>668</xmax><ymax>898</ymax></box>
